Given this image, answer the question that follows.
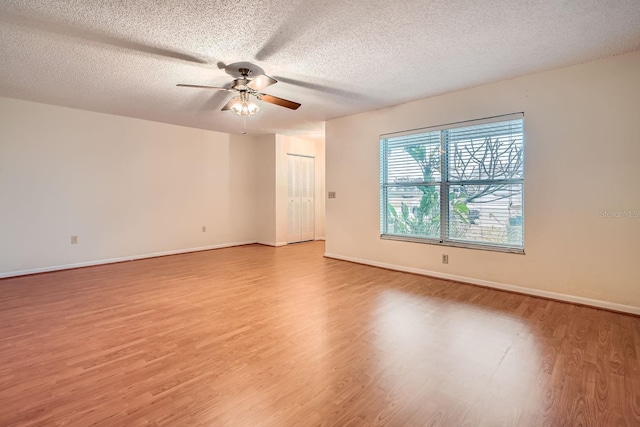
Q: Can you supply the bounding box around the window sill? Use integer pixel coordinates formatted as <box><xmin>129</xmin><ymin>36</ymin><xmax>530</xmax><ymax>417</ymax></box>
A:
<box><xmin>380</xmin><ymin>234</ymin><xmax>525</xmax><ymax>254</ymax></box>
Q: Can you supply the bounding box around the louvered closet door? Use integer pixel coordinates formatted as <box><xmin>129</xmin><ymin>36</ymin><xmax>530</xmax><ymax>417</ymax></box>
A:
<box><xmin>286</xmin><ymin>155</ymin><xmax>315</xmax><ymax>243</ymax></box>
<box><xmin>287</xmin><ymin>155</ymin><xmax>301</xmax><ymax>243</ymax></box>
<box><xmin>299</xmin><ymin>156</ymin><xmax>315</xmax><ymax>242</ymax></box>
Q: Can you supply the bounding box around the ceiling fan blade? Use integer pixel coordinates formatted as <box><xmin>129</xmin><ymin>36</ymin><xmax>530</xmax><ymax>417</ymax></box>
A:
<box><xmin>258</xmin><ymin>94</ymin><xmax>301</xmax><ymax>110</ymax></box>
<box><xmin>221</xmin><ymin>96</ymin><xmax>240</xmax><ymax>111</ymax></box>
<box><xmin>247</xmin><ymin>75</ymin><xmax>277</xmax><ymax>91</ymax></box>
<box><xmin>177</xmin><ymin>84</ymin><xmax>230</xmax><ymax>91</ymax></box>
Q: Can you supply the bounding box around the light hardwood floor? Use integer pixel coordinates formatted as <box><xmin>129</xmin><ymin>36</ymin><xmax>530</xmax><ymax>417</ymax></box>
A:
<box><xmin>1</xmin><ymin>242</ymin><xmax>639</xmax><ymax>426</ymax></box>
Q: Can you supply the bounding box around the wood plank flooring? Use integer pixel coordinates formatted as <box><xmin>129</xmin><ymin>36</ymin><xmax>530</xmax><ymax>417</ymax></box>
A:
<box><xmin>1</xmin><ymin>241</ymin><xmax>639</xmax><ymax>426</ymax></box>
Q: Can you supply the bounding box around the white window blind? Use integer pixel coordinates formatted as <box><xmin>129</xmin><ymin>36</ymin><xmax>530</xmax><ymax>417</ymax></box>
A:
<box><xmin>380</xmin><ymin>114</ymin><xmax>524</xmax><ymax>253</ymax></box>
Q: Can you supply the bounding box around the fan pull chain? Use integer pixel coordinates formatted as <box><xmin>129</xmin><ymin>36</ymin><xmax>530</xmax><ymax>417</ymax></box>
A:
<box><xmin>242</xmin><ymin>117</ymin><xmax>247</xmax><ymax>134</ymax></box>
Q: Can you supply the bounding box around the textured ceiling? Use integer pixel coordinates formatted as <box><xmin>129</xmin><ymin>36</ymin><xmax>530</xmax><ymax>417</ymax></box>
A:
<box><xmin>1</xmin><ymin>1</ymin><xmax>639</xmax><ymax>135</ymax></box>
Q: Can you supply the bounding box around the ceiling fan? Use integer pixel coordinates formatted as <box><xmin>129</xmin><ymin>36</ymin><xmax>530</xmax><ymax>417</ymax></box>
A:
<box><xmin>177</xmin><ymin>68</ymin><xmax>301</xmax><ymax>117</ymax></box>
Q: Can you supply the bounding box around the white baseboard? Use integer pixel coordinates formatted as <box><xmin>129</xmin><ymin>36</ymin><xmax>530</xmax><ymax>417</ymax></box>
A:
<box><xmin>256</xmin><ymin>241</ymin><xmax>288</xmax><ymax>247</ymax></box>
<box><xmin>258</xmin><ymin>239</ymin><xmax>324</xmax><ymax>246</ymax></box>
<box><xmin>0</xmin><ymin>241</ymin><xmax>258</xmax><ymax>279</ymax></box>
<box><xmin>324</xmin><ymin>252</ymin><xmax>640</xmax><ymax>316</ymax></box>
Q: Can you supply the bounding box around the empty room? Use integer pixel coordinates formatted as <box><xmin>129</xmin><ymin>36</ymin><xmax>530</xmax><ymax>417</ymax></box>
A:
<box><xmin>1</xmin><ymin>1</ymin><xmax>640</xmax><ymax>425</ymax></box>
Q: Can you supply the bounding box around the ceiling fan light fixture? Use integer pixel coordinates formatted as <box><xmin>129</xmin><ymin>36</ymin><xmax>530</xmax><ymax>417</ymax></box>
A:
<box><xmin>229</xmin><ymin>93</ymin><xmax>259</xmax><ymax>117</ymax></box>
<box><xmin>234</xmin><ymin>101</ymin><xmax>259</xmax><ymax>117</ymax></box>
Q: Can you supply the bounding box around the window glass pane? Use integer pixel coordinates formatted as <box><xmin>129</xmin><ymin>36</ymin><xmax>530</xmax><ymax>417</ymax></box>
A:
<box><xmin>448</xmin><ymin>183</ymin><xmax>523</xmax><ymax>247</ymax></box>
<box><xmin>385</xmin><ymin>185</ymin><xmax>440</xmax><ymax>239</ymax></box>
<box><xmin>380</xmin><ymin>115</ymin><xmax>524</xmax><ymax>252</ymax></box>
<box><xmin>384</xmin><ymin>131</ymin><xmax>441</xmax><ymax>184</ymax></box>
<box><xmin>448</xmin><ymin>119</ymin><xmax>524</xmax><ymax>181</ymax></box>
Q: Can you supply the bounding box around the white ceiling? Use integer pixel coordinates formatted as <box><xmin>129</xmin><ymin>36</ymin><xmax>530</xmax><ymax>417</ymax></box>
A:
<box><xmin>1</xmin><ymin>1</ymin><xmax>639</xmax><ymax>135</ymax></box>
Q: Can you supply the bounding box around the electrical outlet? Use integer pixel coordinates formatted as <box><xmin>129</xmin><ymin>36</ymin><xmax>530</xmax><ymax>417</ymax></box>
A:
<box><xmin>442</xmin><ymin>254</ymin><xmax>448</xmax><ymax>264</ymax></box>
<box><xmin>71</xmin><ymin>236</ymin><xmax>78</xmax><ymax>244</ymax></box>
<box><xmin>202</xmin><ymin>226</ymin><xmax>206</xmax><ymax>232</ymax></box>
<box><xmin>328</xmin><ymin>191</ymin><xmax>336</xmax><ymax>199</ymax></box>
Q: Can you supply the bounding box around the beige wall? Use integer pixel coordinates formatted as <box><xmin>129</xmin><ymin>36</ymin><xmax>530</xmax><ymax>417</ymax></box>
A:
<box><xmin>0</xmin><ymin>97</ymin><xmax>259</xmax><ymax>276</ymax></box>
<box><xmin>313</xmin><ymin>136</ymin><xmax>326</xmax><ymax>240</ymax></box>
<box><xmin>325</xmin><ymin>50</ymin><xmax>640</xmax><ymax>309</ymax></box>
<box><xmin>0</xmin><ymin>98</ymin><xmax>328</xmax><ymax>276</ymax></box>
<box><xmin>255</xmin><ymin>134</ymin><xmax>277</xmax><ymax>245</ymax></box>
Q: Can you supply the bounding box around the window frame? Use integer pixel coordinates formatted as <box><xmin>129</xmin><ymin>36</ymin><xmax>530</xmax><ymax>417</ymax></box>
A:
<box><xmin>379</xmin><ymin>113</ymin><xmax>525</xmax><ymax>254</ymax></box>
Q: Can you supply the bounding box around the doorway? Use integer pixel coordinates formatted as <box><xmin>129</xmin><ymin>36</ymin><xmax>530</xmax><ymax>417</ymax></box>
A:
<box><xmin>286</xmin><ymin>154</ymin><xmax>315</xmax><ymax>243</ymax></box>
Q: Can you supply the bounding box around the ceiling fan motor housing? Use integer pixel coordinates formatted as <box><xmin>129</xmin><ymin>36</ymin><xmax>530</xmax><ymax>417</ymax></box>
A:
<box><xmin>233</xmin><ymin>79</ymin><xmax>249</xmax><ymax>91</ymax></box>
<box><xmin>232</xmin><ymin>68</ymin><xmax>253</xmax><ymax>91</ymax></box>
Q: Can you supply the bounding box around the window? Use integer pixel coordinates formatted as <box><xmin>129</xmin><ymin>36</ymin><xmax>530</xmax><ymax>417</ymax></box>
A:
<box><xmin>380</xmin><ymin>113</ymin><xmax>524</xmax><ymax>253</ymax></box>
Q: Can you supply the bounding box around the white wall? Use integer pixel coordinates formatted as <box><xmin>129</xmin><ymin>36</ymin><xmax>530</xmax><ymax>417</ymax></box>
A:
<box><xmin>0</xmin><ymin>97</ymin><xmax>258</xmax><ymax>276</ymax></box>
<box><xmin>325</xmin><ymin>50</ymin><xmax>640</xmax><ymax>310</ymax></box>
